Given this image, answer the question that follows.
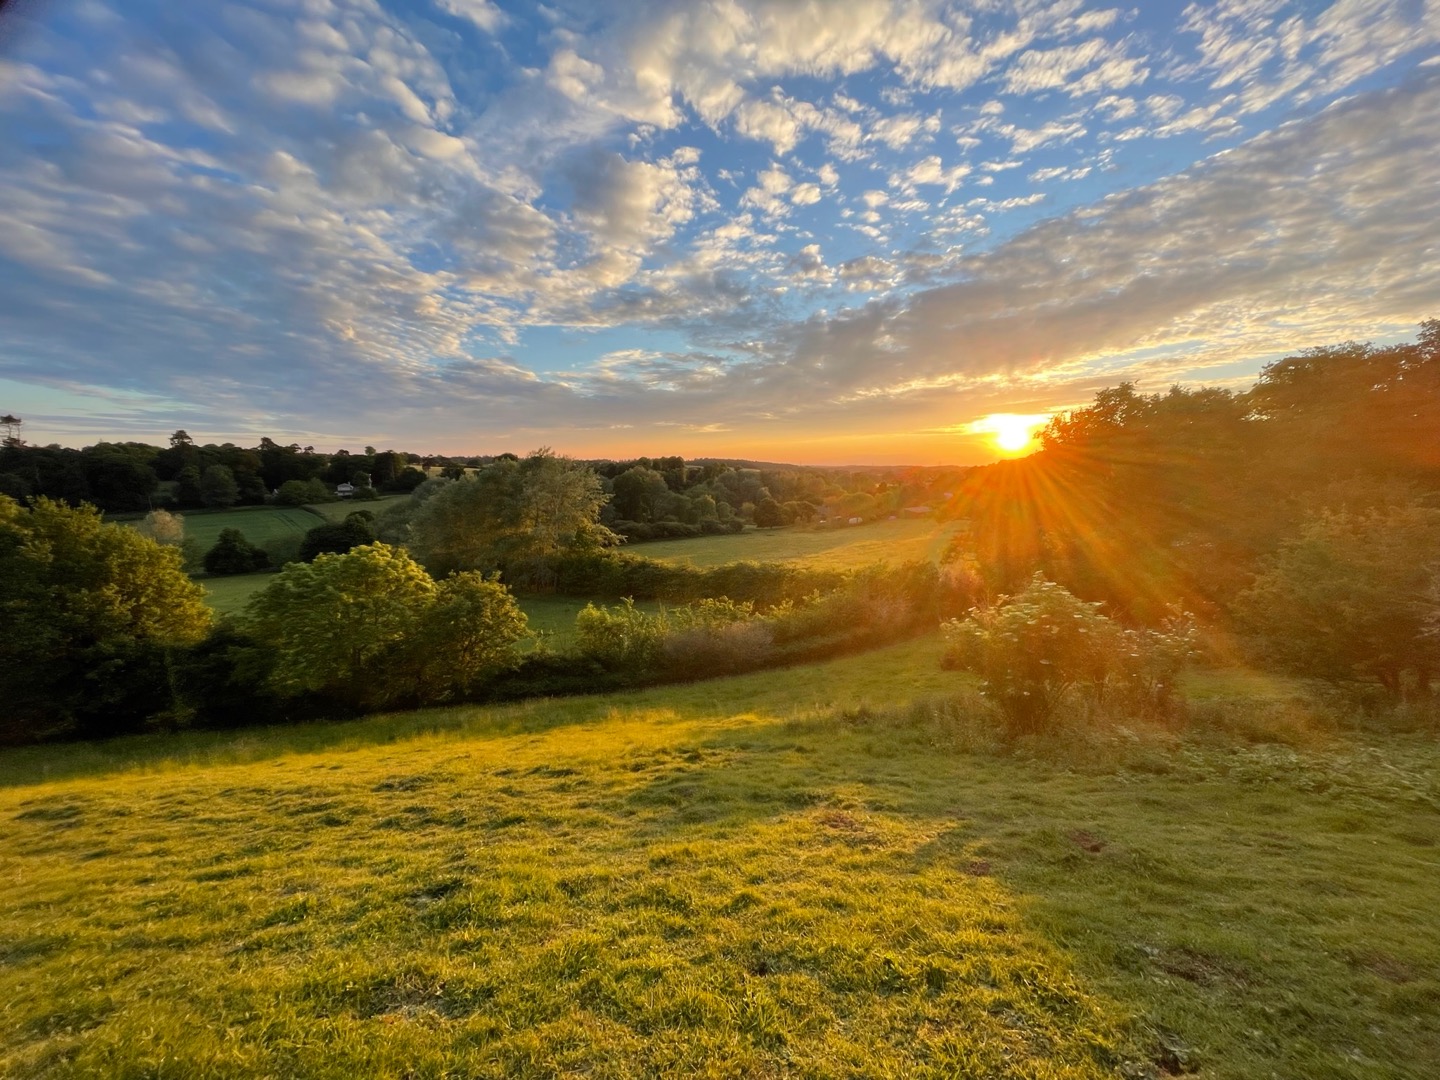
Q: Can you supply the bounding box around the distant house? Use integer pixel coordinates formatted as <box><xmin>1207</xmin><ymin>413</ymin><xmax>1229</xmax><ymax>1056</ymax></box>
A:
<box><xmin>336</xmin><ymin>482</ymin><xmax>355</xmax><ymax>498</ymax></box>
<box><xmin>847</xmin><ymin>516</ymin><xmax>863</xmax><ymax>525</ymax></box>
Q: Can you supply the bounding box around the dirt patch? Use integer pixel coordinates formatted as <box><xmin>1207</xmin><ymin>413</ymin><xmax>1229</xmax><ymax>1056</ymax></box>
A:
<box><xmin>964</xmin><ymin>859</ymin><xmax>992</xmax><ymax>876</ymax></box>
<box><xmin>815</xmin><ymin>810</ymin><xmax>862</xmax><ymax>831</ymax></box>
<box><xmin>1068</xmin><ymin>829</ymin><xmax>1106</xmax><ymax>853</ymax></box>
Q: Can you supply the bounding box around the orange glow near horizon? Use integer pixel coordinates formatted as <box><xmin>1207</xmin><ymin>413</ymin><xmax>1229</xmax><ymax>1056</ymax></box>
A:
<box><xmin>968</xmin><ymin>413</ymin><xmax>1051</xmax><ymax>456</ymax></box>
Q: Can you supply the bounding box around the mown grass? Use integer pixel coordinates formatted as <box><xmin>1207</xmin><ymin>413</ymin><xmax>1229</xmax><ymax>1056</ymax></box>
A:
<box><xmin>631</xmin><ymin>518</ymin><xmax>962</xmax><ymax>569</ymax></box>
<box><xmin>157</xmin><ymin>505</ymin><xmax>326</xmax><ymax>551</ymax></box>
<box><xmin>303</xmin><ymin>495</ymin><xmax>409</xmax><ymax>523</ymax></box>
<box><xmin>2</xmin><ymin>639</ymin><xmax>1437</xmax><ymax>1079</ymax></box>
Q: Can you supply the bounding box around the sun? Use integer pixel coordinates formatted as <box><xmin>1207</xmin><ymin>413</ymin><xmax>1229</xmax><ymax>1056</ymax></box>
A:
<box><xmin>968</xmin><ymin>413</ymin><xmax>1050</xmax><ymax>455</ymax></box>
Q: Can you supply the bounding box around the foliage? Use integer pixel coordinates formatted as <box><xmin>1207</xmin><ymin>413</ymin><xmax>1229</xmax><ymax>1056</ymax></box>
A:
<box><xmin>403</xmin><ymin>572</ymin><xmax>529</xmax><ymax>700</ymax></box>
<box><xmin>0</xmin><ymin>496</ymin><xmax>212</xmax><ymax>741</ymax></box>
<box><xmin>273</xmin><ymin>477</ymin><xmax>335</xmax><ymax>506</ymax></box>
<box><xmin>244</xmin><ymin>543</ymin><xmax>436</xmax><ymax>706</ymax></box>
<box><xmin>244</xmin><ymin>543</ymin><xmax>526</xmax><ymax>709</ymax></box>
<box><xmin>942</xmin><ymin>574</ymin><xmax>1196</xmax><ymax>737</ymax></box>
<box><xmin>753</xmin><ymin>496</ymin><xmax>785</xmax><ymax>528</ymax></box>
<box><xmin>298</xmin><ymin>514</ymin><xmax>376</xmax><ymax>562</ymax></box>
<box><xmin>199</xmin><ymin>464</ymin><xmax>240</xmax><ymax>508</ymax></box>
<box><xmin>1234</xmin><ymin>503</ymin><xmax>1440</xmax><ymax>694</ymax></box>
<box><xmin>948</xmin><ymin>322</ymin><xmax>1440</xmax><ymax>623</ymax></box>
<box><xmin>574</xmin><ymin>598</ymin><xmax>669</xmax><ymax>670</ymax></box>
<box><xmin>136</xmin><ymin>507</ymin><xmax>185</xmax><ymax>547</ymax></box>
<box><xmin>409</xmin><ymin>449</ymin><xmax>618</xmax><ymax>583</ymax></box>
<box><xmin>203</xmin><ymin>527</ymin><xmax>270</xmax><ymax>575</ymax></box>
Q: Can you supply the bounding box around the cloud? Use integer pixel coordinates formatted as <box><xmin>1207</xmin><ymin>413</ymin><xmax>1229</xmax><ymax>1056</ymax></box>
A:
<box><xmin>433</xmin><ymin>0</ymin><xmax>506</xmax><ymax>34</ymax></box>
<box><xmin>0</xmin><ymin>0</ymin><xmax>1437</xmax><ymax>454</ymax></box>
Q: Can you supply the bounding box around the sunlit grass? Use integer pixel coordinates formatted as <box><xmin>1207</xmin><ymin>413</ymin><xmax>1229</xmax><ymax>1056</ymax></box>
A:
<box><xmin>633</xmin><ymin>518</ymin><xmax>962</xmax><ymax>569</ymax></box>
<box><xmin>2</xmin><ymin>638</ymin><xmax>1437</xmax><ymax>1078</ymax></box>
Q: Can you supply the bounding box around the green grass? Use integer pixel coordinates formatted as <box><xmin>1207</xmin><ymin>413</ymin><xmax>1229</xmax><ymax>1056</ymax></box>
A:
<box><xmin>201</xmin><ymin>571</ymin><xmax>281</xmax><ymax>615</ymax></box>
<box><xmin>303</xmin><ymin>495</ymin><xmax>409</xmax><ymax>523</ymax></box>
<box><xmin>631</xmin><ymin>518</ymin><xmax>962</xmax><ymax>569</ymax></box>
<box><xmin>155</xmin><ymin>505</ymin><xmax>326</xmax><ymax>551</ymax></box>
<box><xmin>3</xmin><ymin>641</ymin><xmax>1437</xmax><ymax>1078</ymax></box>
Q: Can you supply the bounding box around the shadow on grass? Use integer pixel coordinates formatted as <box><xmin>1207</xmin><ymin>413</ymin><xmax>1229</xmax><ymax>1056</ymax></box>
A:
<box><xmin>0</xmin><ymin>636</ymin><xmax>955</xmax><ymax>790</ymax></box>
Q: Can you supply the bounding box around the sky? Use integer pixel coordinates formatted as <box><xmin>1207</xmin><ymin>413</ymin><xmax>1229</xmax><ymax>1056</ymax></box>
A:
<box><xmin>0</xmin><ymin>0</ymin><xmax>1437</xmax><ymax>464</ymax></box>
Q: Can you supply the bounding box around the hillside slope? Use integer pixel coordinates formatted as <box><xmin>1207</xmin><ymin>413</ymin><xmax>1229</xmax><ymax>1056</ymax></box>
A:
<box><xmin>2</xmin><ymin>639</ymin><xmax>1437</xmax><ymax>1079</ymax></box>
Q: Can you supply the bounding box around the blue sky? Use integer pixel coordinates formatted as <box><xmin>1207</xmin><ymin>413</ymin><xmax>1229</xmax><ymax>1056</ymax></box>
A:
<box><xmin>0</xmin><ymin>0</ymin><xmax>1437</xmax><ymax>462</ymax></box>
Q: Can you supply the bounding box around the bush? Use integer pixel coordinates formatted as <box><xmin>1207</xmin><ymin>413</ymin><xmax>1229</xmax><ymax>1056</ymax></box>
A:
<box><xmin>203</xmin><ymin>528</ymin><xmax>270</xmax><ymax>575</ymax></box>
<box><xmin>575</xmin><ymin>599</ymin><xmax>668</xmax><ymax>670</ymax></box>
<box><xmin>942</xmin><ymin>574</ymin><xmax>1196</xmax><ymax>738</ymax></box>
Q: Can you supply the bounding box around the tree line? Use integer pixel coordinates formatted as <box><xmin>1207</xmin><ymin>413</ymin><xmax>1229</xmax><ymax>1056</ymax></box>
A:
<box><xmin>947</xmin><ymin>320</ymin><xmax>1440</xmax><ymax>697</ymax></box>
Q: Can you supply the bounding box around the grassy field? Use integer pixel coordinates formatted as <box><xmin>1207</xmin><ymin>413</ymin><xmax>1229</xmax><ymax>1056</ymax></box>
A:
<box><xmin>631</xmin><ymin>518</ymin><xmax>962</xmax><ymax>569</ymax></box>
<box><xmin>3</xmin><ymin>639</ymin><xmax>1436</xmax><ymax>1079</ymax></box>
<box><xmin>303</xmin><ymin>495</ymin><xmax>409</xmax><ymax>523</ymax></box>
<box><xmin>143</xmin><ymin>505</ymin><xmax>326</xmax><ymax>551</ymax></box>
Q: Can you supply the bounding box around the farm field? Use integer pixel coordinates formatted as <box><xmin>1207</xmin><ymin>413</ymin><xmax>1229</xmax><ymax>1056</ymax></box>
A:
<box><xmin>631</xmin><ymin>517</ymin><xmax>962</xmax><ymax>569</ymax></box>
<box><xmin>303</xmin><ymin>494</ymin><xmax>409</xmax><ymax>522</ymax></box>
<box><xmin>3</xmin><ymin>638</ymin><xmax>1436</xmax><ymax>1080</ymax></box>
<box><xmin>122</xmin><ymin>504</ymin><xmax>326</xmax><ymax>551</ymax></box>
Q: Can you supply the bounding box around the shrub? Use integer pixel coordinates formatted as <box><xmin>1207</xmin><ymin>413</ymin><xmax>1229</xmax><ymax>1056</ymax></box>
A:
<box><xmin>942</xmin><ymin>574</ymin><xmax>1195</xmax><ymax>738</ymax></box>
<box><xmin>575</xmin><ymin>599</ymin><xmax>668</xmax><ymax>670</ymax></box>
<box><xmin>203</xmin><ymin>528</ymin><xmax>270</xmax><ymax>575</ymax></box>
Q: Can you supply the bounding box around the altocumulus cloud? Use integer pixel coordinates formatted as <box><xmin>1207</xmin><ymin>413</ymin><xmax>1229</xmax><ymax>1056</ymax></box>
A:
<box><xmin>0</xmin><ymin>0</ymin><xmax>1435</xmax><ymax>454</ymax></box>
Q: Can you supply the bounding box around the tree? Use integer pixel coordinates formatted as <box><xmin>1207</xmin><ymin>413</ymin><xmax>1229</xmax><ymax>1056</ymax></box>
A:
<box><xmin>273</xmin><ymin>478</ymin><xmax>333</xmax><ymax>506</ymax></box>
<box><xmin>1</xmin><ymin>414</ymin><xmax>21</xmax><ymax>448</ymax></box>
<box><xmin>137</xmin><ymin>508</ymin><xmax>185</xmax><ymax>547</ymax></box>
<box><xmin>244</xmin><ymin>543</ymin><xmax>525</xmax><ymax>708</ymax></box>
<box><xmin>753</xmin><ymin>497</ymin><xmax>785</xmax><ymax>528</ymax></box>
<box><xmin>0</xmin><ymin>496</ymin><xmax>212</xmax><ymax>740</ymax></box>
<box><xmin>200</xmin><ymin>464</ymin><xmax>240</xmax><ymax>508</ymax></box>
<box><xmin>175</xmin><ymin>465</ymin><xmax>204</xmax><ymax>506</ymax></box>
<box><xmin>1234</xmin><ymin>503</ymin><xmax>1440</xmax><ymax>694</ymax></box>
<box><xmin>204</xmin><ymin>528</ymin><xmax>269</xmax><ymax>575</ymax></box>
<box><xmin>612</xmin><ymin>466</ymin><xmax>670</xmax><ymax>522</ymax></box>
<box><xmin>406</xmin><ymin>572</ymin><xmax>529</xmax><ymax>699</ymax></box>
<box><xmin>299</xmin><ymin>514</ymin><xmax>375</xmax><ymax>562</ymax></box>
<box><xmin>410</xmin><ymin>449</ymin><xmax>618</xmax><ymax>585</ymax></box>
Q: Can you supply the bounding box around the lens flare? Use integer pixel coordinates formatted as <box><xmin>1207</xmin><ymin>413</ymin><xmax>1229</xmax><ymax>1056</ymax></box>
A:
<box><xmin>969</xmin><ymin>413</ymin><xmax>1049</xmax><ymax>455</ymax></box>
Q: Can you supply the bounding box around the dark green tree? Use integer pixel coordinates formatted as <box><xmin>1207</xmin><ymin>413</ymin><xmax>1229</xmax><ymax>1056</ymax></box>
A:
<box><xmin>199</xmin><ymin>464</ymin><xmax>240</xmax><ymax>508</ymax></box>
<box><xmin>299</xmin><ymin>514</ymin><xmax>376</xmax><ymax>562</ymax></box>
<box><xmin>204</xmin><ymin>528</ymin><xmax>270</xmax><ymax>575</ymax></box>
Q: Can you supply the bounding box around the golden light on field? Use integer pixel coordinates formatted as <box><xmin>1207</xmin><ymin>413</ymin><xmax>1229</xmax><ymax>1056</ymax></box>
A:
<box><xmin>968</xmin><ymin>413</ymin><xmax>1050</xmax><ymax>455</ymax></box>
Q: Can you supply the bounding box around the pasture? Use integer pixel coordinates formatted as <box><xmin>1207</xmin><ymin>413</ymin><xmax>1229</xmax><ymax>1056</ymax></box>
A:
<box><xmin>632</xmin><ymin>518</ymin><xmax>962</xmax><ymax>569</ymax></box>
<box><xmin>138</xmin><ymin>505</ymin><xmax>326</xmax><ymax>551</ymax></box>
<box><xmin>2</xmin><ymin>637</ymin><xmax>1436</xmax><ymax>1079</ymax></box>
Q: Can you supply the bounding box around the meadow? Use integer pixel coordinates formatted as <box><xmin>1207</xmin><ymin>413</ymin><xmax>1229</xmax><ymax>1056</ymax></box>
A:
<box><xmin>3</xmin><ymin>637</ymin><xmax>1436</xmax><ymax>1079</ymax></box>
<box><xmin>163</xmin><ymin>505</ymin><xmax>325</xmax><ymax>552</ymax></box>
<box><xmin>633</xmin><ymin>518</ymin><xmax>961</xmax><ymax>569</ymax></box>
